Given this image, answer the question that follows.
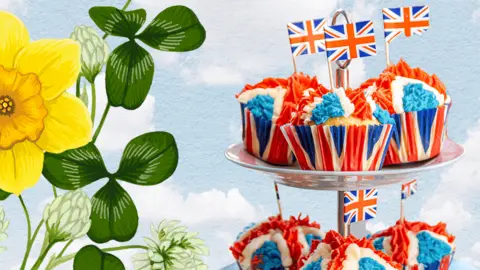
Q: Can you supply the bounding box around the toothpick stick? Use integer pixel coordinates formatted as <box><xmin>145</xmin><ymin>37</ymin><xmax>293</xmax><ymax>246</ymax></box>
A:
<box><xmin>327</xmin><ymin>60</ymin><xmax>335</xmax><ymax>90</ymax></box>
<box><xmin>273</xmin><ymin>182</ymin><xmax>283</xmax><ymax>219</ymax></box>
<box><xmin>400</xmin><ymin>198</ymin><xmax>405</xmax><ymax>224</ymax></box>
<box><xmin>292</xmin><ymin>55</ymin><xmax>298</xmax><ymax>74</ymax></box>
<box><xmin>385</xmin><ymin>40</ymin><xmax>391</xmax><ymax>66</ymax></box>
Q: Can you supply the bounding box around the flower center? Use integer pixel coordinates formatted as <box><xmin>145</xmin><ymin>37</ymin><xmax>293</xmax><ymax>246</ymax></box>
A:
<box><xmin>0</xmin><ymin>95</ymin><xmax>15</xmax><ymax>116</ymax></box>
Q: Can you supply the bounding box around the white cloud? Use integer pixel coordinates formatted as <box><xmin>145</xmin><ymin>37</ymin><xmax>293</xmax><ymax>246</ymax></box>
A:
<box><xmin>126</xmin><ymin>183</ymin><xmax>266</xmax><ymax>225</ymax></box>
<box><xmin>420</xmin><ymin>200</ymin><xmax>472</xmax><ymax>233</ymax></box>
<box><xmin>82</xmin><ymin>74</ymin><xmax>156</xmax><ymax>152</ymax></box>
<box><xmin>0</xmin><ymin>0</ymin><xmax>24</xmax><ymax>12</ymax></box>
<box><xmin>191</xmin><ymin>65</ymin><xmax>244</xmax><ymax>86</ymax></box>
<box><xmin>366</xmin><ymin>220</ymin><xmax>387</xmax><ymax>234</ymax></box>
<box><xmin>472</xmin><ymin>8</ymin><xmax>480</xmax><ymax>23</ymax></box>
<box><xmin>472</xmin><ymin>242</ymin><xmax>480</xmax><ymax>254</ymax></box>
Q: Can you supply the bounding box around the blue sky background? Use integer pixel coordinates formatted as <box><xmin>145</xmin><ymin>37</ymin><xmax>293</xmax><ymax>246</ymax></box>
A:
<box><xmin>2</xmin><ymin>0</ymin><xmax>480</xmax><ymax>269</ymax></box>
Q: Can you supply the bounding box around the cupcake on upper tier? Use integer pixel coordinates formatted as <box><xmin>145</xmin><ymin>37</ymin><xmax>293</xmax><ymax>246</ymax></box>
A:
<box><xmin>359</xmin><ymin>59</ymin><xmax>451</xmax><ymax>165</ymax></box>
<box><xmin>236</xmin><ymin>73</ymin><xmax>322</xmax><ymax>165</ymax></box>
<box><xmin>281</xmin><ymin>86</ymin><xmax>395</xmax><ymax>171</ymax></box>
<box><xmin>299</xmin><ymin>230</ymin><xmax>402</xmax><ymax>270</ymax></box>
<box><xmin>230</xmin><ymin>214</ymin><xmax>324</xmax><ymax>270</ymax></box>
<box><xmin>370</xmin><ymin>220</ymin><xmax>455</xmax><ymax>270</ymax></box>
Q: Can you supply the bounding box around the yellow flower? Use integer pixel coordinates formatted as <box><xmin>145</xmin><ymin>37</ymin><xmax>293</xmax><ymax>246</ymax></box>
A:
<box><xmin>0</xmin><ymin>12</ymin><xmax>92</xmax><ymax>195</ymax></box>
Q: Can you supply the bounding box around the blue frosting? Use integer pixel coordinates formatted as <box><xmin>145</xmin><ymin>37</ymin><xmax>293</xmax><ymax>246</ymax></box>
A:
<box><xmin>246</xmin><ymin>95</ymin><xmax>275</xmax><ymax>121</ymax></box>
<box><xmin>417</xmin><ymin>231</ymin><xmax>453</xmax><ymax>265</ymax></box>
<box><xmin>311</xmin><ymin>93</ymin><xmax>345</xmax><ymax>124</ymax></box>
<box><xmin>373</xmin><ymin>105</ymin><xmax>396</xmax><ymax>125</ymax></box>
<box><xmin>373</xmin><ymin>237</ymin><xmax>385</xmax><ymax>252</ymax></box>
<box><xmin>359</xmin><ymin>258</ymin><xmax>386</xmax><ymax>270</ymax></box>
<box><xmin>402</xmin><ymin>83</ymin><xmax>439</xmax><ymax>112</ymax></box>
<box><xmin>303</xmin><ymin>258</ymin><xmax>323</xmax><ymax>270</ymax></box>
<box><xmin>305</xmin><ymin>234</ymin><xmax>323</xmax><ymax>247</ymax></box>
<box><xmin>251</xmin><ymin>241</ymin><xmax>283</xmax><ymax>270</ymax></box>
<box><xmin>236</xmin><ymin>222</ymin><xmax>256</xmax><ymax>240</ymax></box>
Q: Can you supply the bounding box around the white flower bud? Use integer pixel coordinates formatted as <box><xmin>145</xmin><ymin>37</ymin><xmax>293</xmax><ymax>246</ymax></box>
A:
<box><xmin>70</xmin><ymin>25</ymin><xmax>109</xmax><ymax>83</ymax></box>
<box><xmin>43</xmin><ymin>190</ymin><xmax>92</xmax><ymax>242</ymax></box>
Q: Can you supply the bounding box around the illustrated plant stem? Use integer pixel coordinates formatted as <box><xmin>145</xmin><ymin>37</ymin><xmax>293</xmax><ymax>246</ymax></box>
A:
<box><xmin>57</xmin><ymin>239</ymin><xmax>73</xmax><ymax>258</ymax></box>
<box><xmin>52</xmin><ymin>186</ymin><xmax>58</xmax><ymax>197</ymax></box>
<box><xmin>92</xmin><ymin>104</ymin><xmax>110</xmax><ymax>142</ymax></box>
<box><xmin>75</xmin><ymin>77</ymin><xmax>81</xmax><ymax>97</ymax></box>
<box><xmin>91</xmin><ymin>81</ymin><xmax>97</xmax><ymax>123</ymax></box>
<box><xmin>19</xmin><ymin>196</ymin><xmax>32</xmax><ymax>270</ymax></box>
<box><xmin>47</xmin><ymin>244</ymin><xmax>148</xmax><ymax>269</ymax></box>
<box><xmin>31</xmin><ymin>241</ymin><xmax>56</xmax><ymax>270</ymax></box>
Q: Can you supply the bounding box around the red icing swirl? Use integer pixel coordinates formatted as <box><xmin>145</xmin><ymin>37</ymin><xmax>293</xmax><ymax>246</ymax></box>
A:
<box><xmin>229</xmin><ymin>214</ymin><xmax>321</xmax><ymax>270</ymax></box>
<box><xmin>346</xmin><ymin>88</ymin><xmax>373</xmax><ymax>120</ymax></box>
<box><xmin>370</xmin><ymin>220</ymin><xmax>455</xmax><ymax>266</ymax></box>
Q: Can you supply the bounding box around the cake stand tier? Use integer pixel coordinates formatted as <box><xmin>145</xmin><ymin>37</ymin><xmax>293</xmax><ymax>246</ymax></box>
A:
<box><xmin>225</xmin><ymin>139</ymin><xmax>464</xmax><ymax>191</ymax></box>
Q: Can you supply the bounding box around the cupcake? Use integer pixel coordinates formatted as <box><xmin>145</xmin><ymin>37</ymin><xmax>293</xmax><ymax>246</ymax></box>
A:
<box><xmin>230</xmin><ymin>214</ymin><xmax>324</xmax><ymax>270</ymax></box>
<box><xmin>281</xmin><ymin>87</ymin><xmax>395</xmax><ymax>171</ymax></box>
<box><xmin>236</xmin><ymin>73</ymin><xmax>323</xmax><ymax>165</ymax></box>
<box><xmin>299</xmin><ymin>230</ymin><xmax>402</xmax><ymax>269</ymax></box>
<box><xmin>359</xmin><ymin>59</ymin><xmax>451</xmax><ymax>165</ymax></box>
<box><xmin>370</xmin><ymin>220</ymin><xmax>455</xmax><ymax>269</ymax></box>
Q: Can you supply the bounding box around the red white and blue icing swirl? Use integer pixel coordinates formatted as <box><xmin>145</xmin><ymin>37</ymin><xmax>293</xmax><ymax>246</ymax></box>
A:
<box><xmin>300</xmin><ymin>231</ymin><xmax>402</xmax><ymax>270</ymax></box>
<box><xmin>359</xmin><ymin>59</ymin><xmax>451</xmax><ymax>115</ymax></box>
<box><xmin>236</xmin><ymin>73</ymin><xmax>328</xmax><ymax>125</ymax></box>
<box><xmin>230</xmin><ymin>215</ymin><xmax>324</xmax><ymax>270</ymax></box>
<box><xmin>370</xmin><ymin>220</ymin><xmax>455</xmax><ymax>268</ymax></box>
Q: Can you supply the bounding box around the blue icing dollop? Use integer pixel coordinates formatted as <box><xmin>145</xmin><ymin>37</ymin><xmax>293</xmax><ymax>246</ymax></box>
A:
<box><xmin>236</xmin><ymin>222</ymin><xmax>256</xmax><ymax>240</ymax></box>
<box><xmin>311</xmin><ymin>93</ymin><xmax>344</xmax><ymax>124</ymax></box>
<box><xmin>303</xmin><ymin>258</ymin><xmax>323</xmax><ymax>270</ymax></box>
<box><xmin>373</xmin><ymin>105</ymin><xmax>395</xmax><ymax>125</ymax></box>
<box><xmin>359</xmin><ymin>257</ymin><xmax>386</xmax><ymax>270</ymax></box>
<box><xmin>252</xmin><ymin>241</ymin><xmax>283</xmax><ymax>270</ymax></box>
<box><xmin>373</xmin><ymin>237</ymin><xmax>385</xmax><ymax>252</ymax></box>
<box><xmin>417</xmin><ymin>231</ymin><xmax>452</xmax><ymax>265</ymax></box>
<box><xmin>402</xmin><ymin>83</ymin><xmax>439</xmax><ymax>112</ymax></box>
<box><xmin>305</xmin><ymin>234</ymin><xmax>323</xmax><ymax>247</ymax></box>
<box><xmin>246</xmin><ymin>95</ymin><xmax>275</xmax><ymax>121</ymax></box>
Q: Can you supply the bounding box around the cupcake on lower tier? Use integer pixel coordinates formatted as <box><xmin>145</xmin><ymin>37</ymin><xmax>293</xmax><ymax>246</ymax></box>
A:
<box><xmin>299</xmin><ymin>230</ymin><xmax>402</xmax><ymax>269</ymax></box>
<box><xmin>360</xmin><ymin>59</ymin><xmax>451</xmax><ymax>165</ymax></box>
<box><xmin>281</xmin><ymin>87</ymin><xmax>394</xmax><ymax>171</ymax></box>
<box><xmin>370</xmin><ymin>220</ymin><xmax>455</xmax><ymax>269</ymax></box>
<box><xmin>236</xmin><ymin>73</ymin><xmax>325</xmax><ymax>165</ymax></box>
<box><xmin>230</xmin><ymin>215</ymin><xmax>324</xmax><ymax>270</ymax></box>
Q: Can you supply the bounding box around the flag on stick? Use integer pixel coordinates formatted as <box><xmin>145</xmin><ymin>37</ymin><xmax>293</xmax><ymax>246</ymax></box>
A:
<box><xmin>401</xmin><ymin>179</ymin><xmax>417</xmax><ymax>200</ymax></box>
<box><xmin>343</xmin><ymin>189</ymin><xmax>378</xmax><ymax>225</ymax></box>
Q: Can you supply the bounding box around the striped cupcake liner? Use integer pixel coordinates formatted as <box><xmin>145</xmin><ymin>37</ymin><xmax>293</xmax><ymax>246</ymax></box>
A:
<box><xmin>241</xmin><ymin>105</ymin><xmax>295</xmax><ymax>165</ymax></box>
<box><xmin>281</xmin><ymin>123</ymin><xmax>393</xmax><ymax>171</ymax></box>
<box><xmin>384</xmin><ymin>104</ymin><xmax>450</xmax><ymax>165</ymax></box>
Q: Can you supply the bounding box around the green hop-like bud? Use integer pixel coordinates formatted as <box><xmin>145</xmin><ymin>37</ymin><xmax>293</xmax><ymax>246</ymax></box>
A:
<box><xmin>43</xmin><ymin>190</ymin><xmax>92</xmax><ymax>242</ymax></box>
<box><xmin>70</xmin><ymin>25</ymin><xmax>109</xmax><ymax>83</ymax></box>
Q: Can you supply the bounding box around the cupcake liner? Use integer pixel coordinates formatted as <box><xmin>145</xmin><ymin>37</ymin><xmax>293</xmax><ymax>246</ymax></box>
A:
<box><xmin>384</xmin><ymin>104</ymin><xmax>450</xmax><ymax>165</ymax></box>
<box><xmin>281</xmin><ymin>123</ymin><xmax>394</xmax><ymax>171</ymax></box>
<box><xmin>404</xmin><ymin>252</ymin><xmax>454</xmax><ymax>270</ymax></box>
<box><xmin>241</xmin><ymin>105</ymin><xmax>295</xmax><ymax>165</ymax></box>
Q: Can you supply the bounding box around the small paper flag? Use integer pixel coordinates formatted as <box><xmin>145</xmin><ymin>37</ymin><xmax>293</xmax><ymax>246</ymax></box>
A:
<box><xmin>383</xmin><ymin>5</ymin><xmax>430</xmax><ymax>43</ymax></box>
<box><xmin>401</xmin><ymin>179</ymin><xmax>417</xmax><ymax>200</ymax></box>
<box><xmin>324</xmin><ymin>20</ymin><xmax>377</xmax><ymax>61</ymax></box>
<box><xmin>343</xmin><ymin>189</ymin><xmax>378</xmax><ymax>224</ymax></box>
<box><xmin>287</xmin><ymin>18</ymin><xmax>328</xmax><ymax>57</ymax></box>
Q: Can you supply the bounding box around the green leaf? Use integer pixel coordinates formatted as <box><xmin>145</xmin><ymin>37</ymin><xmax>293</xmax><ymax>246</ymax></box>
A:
<box><xmin>106</xmin><ymin>40</ymin><xmax>154</xmax><ymax>110</ymax></box>
<box><xmin>0</xmin><ymin>189</ymin><xmax>10</xmax><ymax>201</ymax></box>
<box><xmin>42</xmin><ymin>143</ymin><xmax>109</xmax><ymax>190</ymax></box>
<box><xmin>115</xmin><ymin>132</ymin><xmax>178</xmax><ymax>185</ymax></box>
<box><xmin>137</xmin><ymin>5</ymin><xmax>206</xmax><ymax>52</ymax></box>
<box><xmin>89</xmin><ymin>6</ymin><xmax>146</xmax><ymax>38</ymax></box>
<box><xmin>74</xmin><ymin>245</ymin><xmax>125</xmax><ymax>270</ymax></box>
<box><xmin>88</xmin><ymin>180</ymin><xmax>138</xmax><ymax>243</ymax></box>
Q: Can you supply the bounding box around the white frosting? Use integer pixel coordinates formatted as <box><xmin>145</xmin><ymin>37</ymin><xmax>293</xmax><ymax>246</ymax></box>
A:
<box><xmin>236</xmin><ymin>86</ymin><xmax>287</xmax><ymax>121</ymax></box>
<box><xmin>407</xmin><ymin>231</ymin><xmax>420</xmax><ymax>266</ymax></box>
<box><xmin>300</xmin><ymin>243</ymin><xmax>332</xmax><ymax>270</ymax></box>
<box><xmin>383</xmin><ymin>236</ymin><xmax>392</xmax><ymax>255</ymax></box>
<box><xmin>240</xmin><ymin>229</ymin><xmax>292</xmax><ymax>269</ymax></box>
<box><xmin>366</xmin><ymin>94</ymin><xmax>377</xmax><ymax>113</ymax></box>
<box><xmin>341</xmin><ymin>244</ymin><xmax>398</xmax><ymax>270</ymax></box>
<box><xmin>390</xmin><ymin>76</ymin><xmax>445</xmax><ymax>114</ymax></box>
<box><xmin>297</xmin><ymin>226</ymin><xmax>325</xmax><ymax>256</ymax></box>
<box><xmin>334</xmin><ymin>88</ymin><xmax>355</xmax><ymax>117</ymax></box>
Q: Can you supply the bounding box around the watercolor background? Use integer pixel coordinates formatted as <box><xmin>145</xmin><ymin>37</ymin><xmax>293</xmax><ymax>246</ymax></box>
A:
<box><xmin>1</xmin><ymin>0</ymin><xmax>480</xmax><ymax>268</ymax></box>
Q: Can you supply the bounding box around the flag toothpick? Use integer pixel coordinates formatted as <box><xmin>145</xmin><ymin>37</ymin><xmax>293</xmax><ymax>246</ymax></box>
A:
<box><xmin>382</xmin><ymin>5</ymin><xmax>430</xmax><ymax>66</ymax></box>
<box><xmin>273</xmin><ymin>182</ymin><xmax>283</xmax><ymax>219</ymax></box>
<box><xmin>400</xmin><ymin>179</ymin><xmax>417</xmax><ymax>223</ymax></box>
<box><xmin>344</xmin><ymin>189</ymin><xmax>379</xmax><ymax>236</ymax></box>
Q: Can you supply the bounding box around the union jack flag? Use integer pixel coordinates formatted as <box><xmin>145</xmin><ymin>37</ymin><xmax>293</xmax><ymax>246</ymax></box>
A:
<box><xmin>383</xmin><ymin>5</ymin><xmax>430</xmax><ymax>43</ymax></box>
<box><xmin>287</xmin><ymin>18</ymin><xmax>328</xmax><ymax>57</ymax></box>
<box><xmin>324</xmin><ymin>20</ymin><xmax>377</xmax><ymax>61</ymax></box>
<box><xmin>343</xmin><ymin>189</ymin><xmax>378</xmax><ymax>224</ymax></box>
<box><xmin>401</xmin><ymin>180</ymin><xmax>417</xmax><ymax>200</ymax></box>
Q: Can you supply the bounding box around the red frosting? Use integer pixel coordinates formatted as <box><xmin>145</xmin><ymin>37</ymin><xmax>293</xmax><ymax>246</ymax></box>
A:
<box><xmin>229</xmin><ymin>214</ymin><xmax>321</xmax><ymax>270</ymax></box>
<box><xmin>359</xmin><ymin>59</ymin><xmax>448</xmax><ymax>114</ymax></box>
<box><xmin>370</xmin><ymin>220</ymin><xmax>455</xmax><ymax>265</ymax></box>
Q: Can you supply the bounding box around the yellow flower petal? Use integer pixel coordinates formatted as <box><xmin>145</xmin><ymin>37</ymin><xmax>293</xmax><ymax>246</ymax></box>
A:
<box><xmin>0</xmin><ymin>11</ymin><xmax>29</xmax><ymax>68</ymax></box>
<box><xmin>14</xmin><ymin>39</ymin><xmax>81</xmax><ymax>101</ymax></box>
<box><xmin>0</xmin><ymin>140</ymin><xmax>43</xmax><ymax>195</ymax></box>
<box><xmin>36</xmin><ymin>93</ymin><xmax>92</xmax><ymax>154</ymax></box>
